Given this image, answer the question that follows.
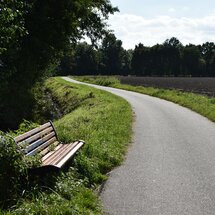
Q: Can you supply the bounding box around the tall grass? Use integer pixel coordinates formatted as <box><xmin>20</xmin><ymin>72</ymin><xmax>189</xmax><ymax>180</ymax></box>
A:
<box><xmin>3</xmin><ymin>77</ymin><xmax>132</xmax><ymax>214</ymax></box>
<box><xmin>75</xmin><ymin>76</ymin><xmax>120</xmax><ymax>87</ymax></box>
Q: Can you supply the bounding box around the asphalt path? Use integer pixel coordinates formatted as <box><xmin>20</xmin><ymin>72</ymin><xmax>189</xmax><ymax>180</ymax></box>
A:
<box><xmin>62</xmin><ymin>77</ymin><xmax>215</xmax><ymax>215</ymax></box>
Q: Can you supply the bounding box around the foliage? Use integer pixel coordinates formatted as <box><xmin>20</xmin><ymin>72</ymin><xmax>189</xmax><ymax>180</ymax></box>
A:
<box><xmin>130</xmin><ymin>39</ymin><xmax>214</xmax><ymax>77</ymax></box>
<box><xmin>11</xmin><ymin>170</ymin><xmax>101</xmax><ymax>215</ymax></box>
<box><xmin>9</xmin><ymin>120</ymin><xmax>39</xmax><ymax>136</ymax></box>
<box><xmin>0</xmin><ymin>132</ymin><xmax>28</xmax><ymax>207</ymax></box>
<box><xmin>100</xmin><ymin>33</ymin><xmax>125</xmax><ymax>75</ymax></box>
<box><xmin>74</xmin><ymin>76</ymin><xmax>120</xmax><ymax>86</ymax></box>
<box><xmin>61</xmin><ymin>42</ymin><xmax>100</xmax><ymax>76</ymax></box>
<box><xmin>0</xmin><ymin>0</ymin><xmax>118</xmax><ymax>130</ymax></box>
<box><xmin>0</xmin><ymin>120</ymin><xmax>44</xmax><ymax>208</ymax></box>
<box><xmin>0</xmin><ymin>0</ymin><xmax>30</xmax><ymax>54</ymax></box>
<box><xmin>44</xmin><ymin>78</ymin><xmax>95</xmax><ymax>116</ymax></box>
<box><xmin>58</xmin><ymin>33</ymin><xmax>132</xmax><ymax>76</ymax></box>
<box><xmin>3</xmin><ymin>77</ymin><xmax>132</xmax><ymax>214</ymax></box>
<box><xmin>182</xmin><ymin>45</ymin><xmax>205</xmax><ymax>76</ymax></box>
<box><xmin>59</xmin><ymin>37</ymin><xmax>215</xmax><ymax>78</ymax></box>
<box><xmin>200</xmin><ymin>42</ymin><xmax>215</xmax><ymax>76</ymax></box>
<box><xmin>131</xmin><ymin>43</ymin><xmax>151</xmax><ymax>76</ymax></box>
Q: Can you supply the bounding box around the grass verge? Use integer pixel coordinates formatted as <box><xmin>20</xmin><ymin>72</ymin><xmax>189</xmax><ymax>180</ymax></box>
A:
<box><xmin>3</xmin><ymin>77</ymin><xmax>132</xmax><ymax>214</ymax></box>
<box><xmin>73</xmin><ymin>76</ymin><xmax>215</xmax><ymax>123</ymax></box>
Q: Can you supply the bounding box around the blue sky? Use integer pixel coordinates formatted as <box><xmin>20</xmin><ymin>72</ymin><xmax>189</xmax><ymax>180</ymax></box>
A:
<box><xmin>108</xmin><ymin>0</ymin><xmax>215</xmax><ymax>49</ymax></box>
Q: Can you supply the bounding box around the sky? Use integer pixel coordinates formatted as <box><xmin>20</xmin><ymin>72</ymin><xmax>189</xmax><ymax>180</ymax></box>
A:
<box><xmin>108</xmin><ymin>0</ymin><xmax>215</xmax><ymax>49</ymax></box>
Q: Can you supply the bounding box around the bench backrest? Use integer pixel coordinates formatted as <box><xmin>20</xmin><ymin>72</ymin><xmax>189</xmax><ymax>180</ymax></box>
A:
<box><xmin>15</xmin><ymin>121</ymin><xmax>58</xmax><ymax>156</ymax></box>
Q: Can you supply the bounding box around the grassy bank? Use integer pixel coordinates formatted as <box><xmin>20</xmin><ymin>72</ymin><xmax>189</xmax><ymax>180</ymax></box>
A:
<box><xmin>73</xmin><ymin>76</ymin><xmax>215</xmax><ymax>123</ymax></box>
<box><xmin>3</xmin><ymin>77</ymin><xmax>132</xmax><ymax>214</ymax></box>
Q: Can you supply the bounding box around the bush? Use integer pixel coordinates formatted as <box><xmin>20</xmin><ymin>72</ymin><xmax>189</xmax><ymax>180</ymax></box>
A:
<box><xmin>12</xmin><ymin>120</ymin><xmax>39</xmax><ymax>136</ymax></box>
<box><xmin>0</xmin><ymin>132</ymin><xmax>28</xmax><ymax>207</ymax></box>
<box><xmin>74</xmin><ymin>76</ymin><xmax>120</xmax><ymax>86</ymax></box>
<box><xmin>0</xmin><ymin>130</ymin><xmax>41</xmax><ymax>208</ymax></box>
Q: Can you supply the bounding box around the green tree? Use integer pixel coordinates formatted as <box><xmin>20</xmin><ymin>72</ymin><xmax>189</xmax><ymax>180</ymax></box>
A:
<box><xmin>208</xmin><ymin>54</ymin><xmax>215</xmax><ymax>77</ymax></box>
<box><xmin>121</xmin><ymin>49</ymin><xmax>133</xmax><ymax>75</ymax></box>
<box><xmin>0</xmin><ymin>0</ymin><xmax>118</xmax><ymax>130</ymax></box>
<box><xmin>163</xmin><ymin>37</ymin><xmax>183</xmax><ymax>76</ymax></box>
<box><xmin>73</xmin><ymin>42</ymin><xmax>100</xmax><ymax>75</ymax></box>
<box><xmin>131</xmin><ymin>43</ymin><xmax>151</xmax><ymax>76</ymax></box>
<box><xmin>57</xmin><ymin>49</ymin><xmax>76</xmax><ymax>76</ymax></box>
<box><xmin>0</xmin><ymin>0</ymin><xmax>30</xmax><ymax>54</ymax></box>
<box><xmin>150</xmin><ymin>44</ymin><xmax>165</xmax><ymax>76</ymax></box>
<box><xmin>200</xmin><ymin>42</ymin><xmax>215</xmax><ymax>76</ymax></box>
<box><xmin>100</xmin><ymin>33</ymin><xmax>124</xmax><ymax>75</ymax></box>
<box><xmin>182</xmin><ymin>45</ymin><xmax>205</xmax><ymax>76</ymax></box>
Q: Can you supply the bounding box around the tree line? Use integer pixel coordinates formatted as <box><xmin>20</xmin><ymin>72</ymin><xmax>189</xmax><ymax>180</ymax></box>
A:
<box><xmin>58</xmin><ymin>35</ymin><xmax>215</xmax><ymax>77</ymax></box>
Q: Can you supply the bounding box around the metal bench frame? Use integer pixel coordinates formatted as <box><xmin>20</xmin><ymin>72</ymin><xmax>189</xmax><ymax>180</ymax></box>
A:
<box><xmin>15</xmin><ymin>121</ymin><xmax>85</xmax><ymax>169</ymax></box>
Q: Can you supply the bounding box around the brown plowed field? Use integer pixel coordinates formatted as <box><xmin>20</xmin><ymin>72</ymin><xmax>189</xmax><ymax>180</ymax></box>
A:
<box><xmin>118</xmin><ymin>77</ymin><xmax>215</xmax><ymax>97</ymax></box>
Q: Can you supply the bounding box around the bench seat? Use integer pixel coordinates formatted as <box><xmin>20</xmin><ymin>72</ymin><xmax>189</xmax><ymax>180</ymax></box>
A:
<box><xmin>14</xmin><ymin>121</ymin><xmax>85</xmax><ymax>169</ymax></box>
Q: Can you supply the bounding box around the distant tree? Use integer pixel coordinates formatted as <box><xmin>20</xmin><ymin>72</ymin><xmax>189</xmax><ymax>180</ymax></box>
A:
<box><xmin>73</xmin><ymin>42</ymin><xmax>99</xmax><ymax>75</ymax></box>
<box><xmin>100</xmin><ymin>33</ymin><xmax>124</xmax><ymax>75</ymax></box>
<box><xmin>120</xmin><ymin>49</ymin><xmax>133</xmax><ymax>75</ymax></box>
<box><xmin>131</xmin><ymin>43</ymin><xmax>151</xmax><ymax>76</ymax></box>
<box><xmin>57</xmin><ymin>49</ymin><xmax>76</xmax><ymax>75</ymax></box>
<box><xmin>200</xmin><ymin>42</ymin><xmax>215</xmax><ymax>76</ymax></box>
<box><xmin>163</xmin><ymin>37</ymin><xmax>183</xmax><ymax>49</ymax></box>
<box><xmin>182</xmin><ymin>45</ymin><xmax>205</xmax><ymax>76</ymax></box>
<box><xmin>150</xmin><ymin>44</ymin><xmax>165</xmax><ymax>76</ymax></box>
<box><xmin>131</xmin><ymin>38</ymin><xmax>183</xmax><ymax>77</ymax></box>
<box><xmin>163</xmin><ymin>37</ymin><xmax>183</xmax><ymax>76</ymax></box>
<box><xmin>208</xmin><ymin>53</ymin><xmax>215</xmax><ymax>77</ymax></box>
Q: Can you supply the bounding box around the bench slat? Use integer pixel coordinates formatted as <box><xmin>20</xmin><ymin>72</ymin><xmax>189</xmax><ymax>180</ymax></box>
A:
<box><xmin>15</xmin><ymin>122</ymin><xmax>52</xmax><ymax>143</ymax></box>
<box><xmin>40</xmin><ymin>141</ymin><xmax>60</xmax><ymax>157</ymax></box>
<box><xmin>21</xmin><ymin>127</ymin><xmax>54</xmax><ymax>146</ymax></box>
<box><xmin>52</xmin><ymin>143</ymin><xmax>79</xmax><ymax>166</ymax></box>
<box><xmin>42</xmin><ymin>141</ymin><xmax>84</xmax><ymax>168</ymax></box>
<box><xmin>26</xmin><ymin>137</ymin><xmax>57</xmax><ymax>156</ymax></box>
<box><xmin>42</xmin><ymin>142</ymin><xmax>78</xmax><ymax>166</ymax></box>
<box><xmin>41</xmin><ymin>142</ymin><xmax>63</xmax><ymax>161</ymax></box>
<box><xmin>26</xmin><ymin>131</ymin><xmax>56</xmax><ymax>153</ymax></box>
<box><xmin>55</xmin><ymin>141</ymin><xmax>84</xmax><ymax>168</ymax></box>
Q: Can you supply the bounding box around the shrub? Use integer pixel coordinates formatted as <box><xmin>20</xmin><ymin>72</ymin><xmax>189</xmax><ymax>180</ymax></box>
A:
<box><xmin>0</xmin><ymin>132</ymin><xmax>28</xmax><ymax>207</ymax></box>
<box><xmin>12</xmin><ymin>120</ymin><xmax>39</xmax><ymax>136</ymax></box>
<box><xmin>0</xmin><ymin>129</ymin><xmax>41</xmax><ymax>208</ymax></box>
<box><xmin>74</xmin><ymin>76</ymin><xmax>120</xmax><ymax>86</ymax></box>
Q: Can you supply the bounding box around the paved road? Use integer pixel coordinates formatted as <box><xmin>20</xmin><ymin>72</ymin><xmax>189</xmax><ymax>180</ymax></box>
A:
<box><xmin>63</xmin><ymin>77</ymin><xmax>215</xmax><ymax>215</ymax></box>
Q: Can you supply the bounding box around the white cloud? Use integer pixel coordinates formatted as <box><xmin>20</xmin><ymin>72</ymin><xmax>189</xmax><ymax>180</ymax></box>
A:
<box><xmin>108</xmin><ymin>13</ymin><xmax>215</xmax><ymax>49</ymax></box>
<box><xmin>182</xmin><ymin>6</ymin><xmax>190</xmax><ymax>11</ymax></box>
<box><xmin>168</xmin><ymin>8</ymin><xmax>176</xmax><ymax>13</ymax></box>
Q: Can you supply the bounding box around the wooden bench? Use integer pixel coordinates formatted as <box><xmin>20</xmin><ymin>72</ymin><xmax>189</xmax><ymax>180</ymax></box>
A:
<box><xmin>14</xmin><ymin>121</ymin><xmax>85</xmax><ymax>170</ymax></box>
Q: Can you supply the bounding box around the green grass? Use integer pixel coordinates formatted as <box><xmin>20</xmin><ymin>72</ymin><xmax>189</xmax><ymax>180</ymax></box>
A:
<box><xmin>75</xmin><ymin>76</ymin><xmax>120</xmax><ymax>87</ymax></box>
<box><xmin>73</xmin><ymin>76</ymin><xmax>215</xmax><ymax>123</ymax></box>
<box><xmin>3</xmin><ymin>77</ymin><xmax>132</xmax><ymax>214</ymax></box>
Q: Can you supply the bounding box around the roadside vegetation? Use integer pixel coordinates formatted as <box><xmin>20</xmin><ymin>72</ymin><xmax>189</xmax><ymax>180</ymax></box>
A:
<box><xmin>1</xmin><ymin>77</ymin><xmax>132</xmax><ymax>214</ymax></box>
<box><xmin>73</xmin><ymin>76</ymin><xmax>215</xmax><ymax>123</ymax></box>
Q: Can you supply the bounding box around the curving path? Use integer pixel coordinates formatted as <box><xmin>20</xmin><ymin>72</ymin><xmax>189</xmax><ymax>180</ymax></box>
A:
<box><xmin>62</xmin><ymin>77</ymin><xmax>215</xmax><ymax>215</ymax></box>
